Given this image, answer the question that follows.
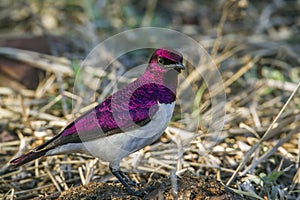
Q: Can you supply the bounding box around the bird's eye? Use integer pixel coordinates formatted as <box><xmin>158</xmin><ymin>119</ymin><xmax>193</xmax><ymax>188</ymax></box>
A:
<box><xmin>157</xmin><ymin>57</ymin><xmax>164</xmax><ymax>65</ymax></box>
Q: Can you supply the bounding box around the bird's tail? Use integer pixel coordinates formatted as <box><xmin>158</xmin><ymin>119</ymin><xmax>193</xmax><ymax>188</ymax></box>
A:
<box><xmin>10</xmin><ymin>132</ymin><xmax>62</xmax><ymax>168</ymax></box>
<box><xmin>10</xmin><ymin>149</ymin><xmax>48</xmax><ymax>168</ymax></box>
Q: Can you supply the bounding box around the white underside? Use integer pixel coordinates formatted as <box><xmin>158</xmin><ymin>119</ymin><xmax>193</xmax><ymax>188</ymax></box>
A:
<box><xmin>46</xmin><ymin>102</ymin><xmax>175</xmax><ymax>163</ymax></box>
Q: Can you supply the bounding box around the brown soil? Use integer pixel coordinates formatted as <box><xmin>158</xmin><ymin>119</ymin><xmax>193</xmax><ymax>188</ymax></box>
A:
<box><xmin>37</xmin><ymin>171</ymin><xmax>243</xmax><ymax>200</ymax></box>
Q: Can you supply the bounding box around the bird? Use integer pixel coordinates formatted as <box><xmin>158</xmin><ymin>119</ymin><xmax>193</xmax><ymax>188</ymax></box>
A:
<box><xmin>10</xmin><ymin>48</ymin><xmax>185</xmax><ymax>196</ymax></box>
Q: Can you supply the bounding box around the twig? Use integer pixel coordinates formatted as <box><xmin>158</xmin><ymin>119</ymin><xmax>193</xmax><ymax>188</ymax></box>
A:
<box><xmin>35</xmin><ymin>74</ymin><xmax>56</xmax><ymax>98</ymax></box>
<box><xmin>45</xmin><ymin>167</ymin><xmax>62</xmax><ymax>192</ymax></box>
<box><xmin>224</xmin><ymin>57</ymin><xmax>258</xmax><ymax>88</ymax></box>
<box><xmin>0</xmin><ymin>47</ymin><xmax>73</xmax><ymax>76</ymax></box>
<box><xmin>226</xmin><ymin>80</ymin><xmax>300</xmax><ymax>185</ymax></box>
<box><xmin>242</xmin><ymin>125</ymin><xmax>300</xmax><ymax>175</ymax></box>
<box><xmin>211</xmin><ymin>1</ymin><xmax>231</xmax><ymax>58</ymax></box>
<box><xmin>141</xmin><ymin>0</ymin><xmax>157</xmax><ymax>26</ymax></box>
<box><xmin>18</xmin><ymin>95</ymin><xmax>32</xmax><ymax>130</ymax></box>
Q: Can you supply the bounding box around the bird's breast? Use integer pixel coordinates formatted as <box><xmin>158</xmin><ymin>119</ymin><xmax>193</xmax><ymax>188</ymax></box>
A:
<box><xmin>82</xmin><ymin>101</ymin><xmax>176</xmax><ymax>162</ymax></box>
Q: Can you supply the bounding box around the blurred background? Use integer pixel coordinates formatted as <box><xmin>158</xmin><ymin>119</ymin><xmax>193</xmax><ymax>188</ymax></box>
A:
<box><xmin>0</xmin><ymin>0</ymin><xmax>299</xmax><ymax>199</ymax></box>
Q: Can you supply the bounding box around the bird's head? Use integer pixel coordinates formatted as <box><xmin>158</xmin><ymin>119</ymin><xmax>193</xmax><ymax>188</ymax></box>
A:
<box><xmin>148</xmin><ymin>48</ymin><xmax>185</xmax><ymax>74</ymax></box>
<box><xmin>144</xmin><ymin>48</ymin><xmax>185</xmax><ymax>89</ymax></box>
<box><xmin>131</xmin><ymin>48</ymin><xmax>185</xmax><ymax>104</ymax></box>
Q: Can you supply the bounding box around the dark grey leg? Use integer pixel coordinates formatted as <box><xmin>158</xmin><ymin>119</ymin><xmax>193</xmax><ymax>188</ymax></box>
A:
<box><xmin>109</xmin><ymin>161</ymin><xmax>146</xmax><ymax>197</ymax></box>
<box><xmin>118</xmin><ymin>170</ymin><xmax>138</xmax><ymax>186</ymax></box>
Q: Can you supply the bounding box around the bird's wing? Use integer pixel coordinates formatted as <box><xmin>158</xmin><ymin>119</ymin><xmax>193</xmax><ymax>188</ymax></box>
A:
<box><xmin>10</xmin><ymin>83</ymin><xmax>160</xmax><ymax>167</ymax></box>
<box><xmin>60</xmin><ymin>98</ymin><xmax>157</xmax><ymax>141</ymax></box>
<box><xmin>36</xmin><ymin>84</ymin><xmax>160</xmax><ymax>150</ymax></box>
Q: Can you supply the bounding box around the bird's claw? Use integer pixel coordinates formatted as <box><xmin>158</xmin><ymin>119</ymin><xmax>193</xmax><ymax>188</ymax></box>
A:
<box><xmin>127</xmin><ymin>179</ymin><xmax>138</xmax><ymax>187</ymax></box>
<box><xmin>127</xmin><ymin>186</ymin><xmax>151</xmax><ymax>197</ymax></box>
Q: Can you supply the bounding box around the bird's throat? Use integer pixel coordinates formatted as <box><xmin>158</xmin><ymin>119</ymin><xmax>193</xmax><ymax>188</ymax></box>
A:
<box><xmin>163</xmin><ymin>69</ymin><xmax>179</xmax><ymax>93</ymax></box>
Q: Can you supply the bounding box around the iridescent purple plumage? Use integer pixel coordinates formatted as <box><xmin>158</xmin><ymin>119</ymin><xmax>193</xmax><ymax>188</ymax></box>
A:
<box><xmin>62</xmin><ymin>84</ymin><xmax>176</xmax><ymax>136</ymax></box>
<box><xmin>61</xmin><ymin>48</ymin><xmax>181</xmax><ymax>138</ymax></box>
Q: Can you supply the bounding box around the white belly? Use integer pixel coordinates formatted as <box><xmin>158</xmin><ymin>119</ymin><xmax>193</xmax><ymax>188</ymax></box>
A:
<box><xmin>46</xmin><ymin>102</ymin><xmax>175</xmax><ymax>162</ymax></box>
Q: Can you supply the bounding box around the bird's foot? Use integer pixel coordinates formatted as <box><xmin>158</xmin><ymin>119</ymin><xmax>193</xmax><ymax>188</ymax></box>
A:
<box><xmin>127</xmin><ymin>179</ymin><xmax>139</xmax><ymax>187</ymax></box>
<box><xmin>119</xmin><ymin>170</ymin><xmax>140</xmax><ymax>187</ymax></box>
<box><xmin>127</xmin><ymin>186</ymin><xmax>153</xmax><ymax>197</ymax></box>
<box><xmin>110</xmin><ymin>165</ymin><xmax>153</xmax><ymax>197</ymax></box>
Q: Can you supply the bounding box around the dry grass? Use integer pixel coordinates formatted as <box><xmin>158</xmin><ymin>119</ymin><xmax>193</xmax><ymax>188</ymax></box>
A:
<box><xmin>0</xmin><ymin>0</ymin><xmax>299</xmax><ymax>199</ymax></box>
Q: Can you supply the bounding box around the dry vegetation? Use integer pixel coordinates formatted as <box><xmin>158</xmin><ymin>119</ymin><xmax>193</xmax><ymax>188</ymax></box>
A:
<box><xmin>0</xmin><ymin>0</ymin><xmax>299</xmax><ymax>199</ymax></box>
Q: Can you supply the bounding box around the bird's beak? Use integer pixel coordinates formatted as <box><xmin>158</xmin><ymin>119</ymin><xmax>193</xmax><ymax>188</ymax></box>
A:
<box><xmin>173</xmin><ymin>63</ymin><xmax>185</xmax><ymax>73</ymax></box>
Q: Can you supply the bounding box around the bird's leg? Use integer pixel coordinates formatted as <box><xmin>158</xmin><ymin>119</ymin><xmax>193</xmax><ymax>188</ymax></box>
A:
<box><xmin>118</xmin><ymin>170</ymin><xmax>138</xmax><ymax>186</ymax></box>
<box><xmin>109</xmin><ymin>161</ymin><xmax>146</xmax><ymax>197</ymax></box>
<box><xmin>109</xmin><ymin>166</ymin><xmax>135</xmax><ymax>194</ymax></box>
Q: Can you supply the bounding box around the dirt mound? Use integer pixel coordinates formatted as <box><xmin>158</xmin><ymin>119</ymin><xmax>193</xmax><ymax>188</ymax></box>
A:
<box><xmin>54</xmin><ymin>171</ymin><xmax>243</xmax><ymax>200</ymax></box>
